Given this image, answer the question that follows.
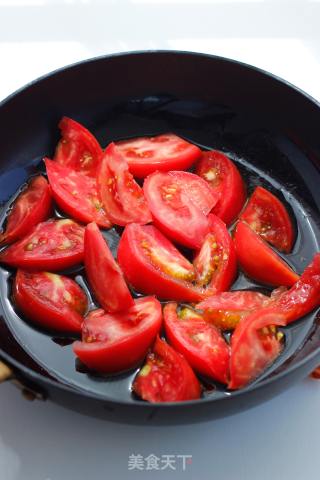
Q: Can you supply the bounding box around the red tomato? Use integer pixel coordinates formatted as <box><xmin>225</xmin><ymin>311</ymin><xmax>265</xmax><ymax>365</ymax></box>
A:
<box><xmin>133</xmin><ymin>336</ymin><xmax>201</xmax><ymax>403</ymax></box>
<box><xmin>163</xmin><ymin>303</ymin><xmax>230</xmax><ymax>384</ymax></box>
<box><xmin>193</xmin><ymin>214</ymin><xmax>237</xmax><ymax>292</ymax></box>
<box><xmin>116</xmin><ymin>133</ymin><xmax>202</xmax><ymax>178</ymax></box>
<box><xmin>84</xmin><ymin>222</ymin><xmax>133</xmax><ymax>313</ymax></box>
<box><xmin>13</xmin><ymin>270</ymin><xmax>87</xmax><ymax>333</ymax></box>
<box><xmin>310</xmin><ymin>367</ymin><xmax>320</xmax><ymax>379</ymax></box>
<box><xmin>229</xmin><ymin>255</ymin><xmax>320</xmax><ymax>389</ymax></box>
<box><xmin>267</xmin><ymin>253</ymin><xmax>320</xmax><ymax>325</ymax></box>
<box><xmin>229</xmin><ymin>310</ymin><xmax>286</xmax><ymax>389</ymax></box>
<box><xmin>197</xmin><ymin>290</ymin><xmax>270</xmax><ymax>330</ymax></box>
<box><xmin>73</xmin><ymin>296</ymin><xmax>162</xmax><ymax>373</ymax></box>
<box><xmin>45</xmin><ymin>158</ymin><xmax>111</xmax><ymax>228</ymax></box>
<box><xmin>0</xmin><ymin>219</ymin><xmax>84</xmax><ymax>271</ymax></box>
<box><xmin>117</xmin><ymin>223</ymin><xmax>205</xmax><ymax>302</ymax></box>
<box><xmin>97</xmin><ymin>143</ymin><xmax>152</xmax><ymax>226</ymax></box>
<box><xmin>196</xmin><ymin>150</ymin><xmax>246</xmax><ymax>225</ymax></box>
<box><xmin>0</xmin><ymin>176</ymin><xmax>52</xmax><ymax>246</ymax></box>
<box><xmin>54</xmin><ymin>117</ymin><xmax>103</xmax><ymax>176</ymax></box>
<box><xmin>167</xmin><ymin>171</ymin><xmax>218</xmax><ymax>215</ymax></box>
<box><xmin>234</xmin><ymin>221</ymin><xmax>299</xmax><ymax>287</ymax></box>
<box><xmin>143</xmin><ymin>171</ymin><xmax>210</xmax><ymax>249</ymax></box>
<box><xmin>240</xmin><ymin>186</ymin><xmax>294</xmax><ymax>253</ymax></box>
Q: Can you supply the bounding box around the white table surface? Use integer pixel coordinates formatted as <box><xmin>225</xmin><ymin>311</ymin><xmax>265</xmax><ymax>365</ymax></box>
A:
<box><xmin>1</xmin><ymin>1</ymin><xmax>320</xmax><ymax>479</ymax></box>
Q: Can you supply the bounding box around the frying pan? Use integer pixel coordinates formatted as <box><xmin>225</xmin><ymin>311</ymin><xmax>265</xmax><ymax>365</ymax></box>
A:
<box><xmin>0</xmin><ymin>50</ymin><xmax>319</xmax><ymax>425</ymax></box>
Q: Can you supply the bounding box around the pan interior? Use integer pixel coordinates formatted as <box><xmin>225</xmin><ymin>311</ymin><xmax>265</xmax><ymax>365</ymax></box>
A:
<box><xmin>0</xmin><ymin>94</ymin><xmax>319</xmax><ymax>403</ymax></box>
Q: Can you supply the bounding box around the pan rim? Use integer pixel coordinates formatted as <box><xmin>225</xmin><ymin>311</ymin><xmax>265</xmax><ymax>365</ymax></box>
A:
<box><xmin>0</xmin><ymin>49</ymin><xmax>319</xmax><ymax>408</ymax></box>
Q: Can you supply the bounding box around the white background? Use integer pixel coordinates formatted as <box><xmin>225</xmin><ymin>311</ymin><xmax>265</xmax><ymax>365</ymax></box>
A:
<box><xmin>0</xmin><ymin>1</ymin><xmax>320</xmax><ymax>479</ymax></box>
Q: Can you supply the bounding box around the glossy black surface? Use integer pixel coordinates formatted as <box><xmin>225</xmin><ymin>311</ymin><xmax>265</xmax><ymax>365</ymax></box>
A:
<box><xmin>0</xmin><ymin>51</ymin><xmax>319</xmax><ymax>424</ymax></box>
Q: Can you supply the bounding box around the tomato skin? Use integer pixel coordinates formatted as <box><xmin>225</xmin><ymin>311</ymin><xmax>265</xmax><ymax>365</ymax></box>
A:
<box><xmin>97</xmin><ymin>143</ymin><xmax>152</xmax><ymax>226</ymax></box>
<box><xmin>73</xmin><ymin>297</ymin><xmax>162</xmax><ymax>373</ymax></box>
<box><xmin>229</xmin><ymin>255</ymin><xmax>320</xmax><ymax>389</ymax></box>
<box><xmin>229</xmin><ymin>309</ymin><xmax>286</xmax><ymax>389</ymax></box>
<box><xmin>13</xmin><ymin>270</ymin><xmax>87</xmax><ymax>333</ymax></box>
<box><xmin>54</xmin><ymin>117</ymin><xmax>103</xmax><ymax>176</ymax></box>
<box><xmin>133</xmin><ymin>336</ymin><xmax>201</xmax><ymax>403</ymax></box>
<box><xmin>116</xmin><ymin>133</ymin><xmax>202</xmax><ymax>178</ymax></box>
<box><xmin>117</xmin><ymin>223</ymin><xmax>205</xmax><ymax>302</ymax></box>
<box><xmin>194</xmin><ymin>214</ymin><xmax>237</xmax><ymax>293</ymax></box>
<box><xmin>168</xmin><ymin>171</ymin><xmax>218</xmax><ymax>215</ymax></box>
<box><xmin>0</xmin><ymin>219</ymin><xmax>84</xmax><ymax>271</ymax></box>
<box><xmin>84</xmin><ymin>222</ymin><xmax>133</xmax><ymax>313</ymax></box>
<box><xmin>0</xmin><ymin>176</ymin><xmax>52</xmax><ymax>246</ymax></box>
<box><xmin>45</xmin><ymin>159</ymin><xmax>111</xmax><ymax>228</ymax></box>
<box><xmin>268</xmin><ymin>253</ymin><xmax>320</xmax><ymax>325</ymax></box>
<box><xmin>196</xmin><ymin>150</ymin><xmax>246</xmax><ymax>225</ymax></box>
<box><xmin>143</xmin><ymin>171</ymin><xmax>210</xmax><ymax>249</ymax></box>
<box><xmin>163</xmin><ymin>303</ymin><xmax>230</xmax><ymax>384</ymax></box>
<box><xmin>240</xmin><ymin>186</ymin><xmax>294</xmax><ymax>253</ymax></box>
<box><xmin>197</xmin><ymin>290</ymin><xmax>270</xmax><ymax>330</ymax></box>
<box><xmin>234</xmin><ymin>221</ymin><xmax>299</xmax><ymax>287</ymax></box>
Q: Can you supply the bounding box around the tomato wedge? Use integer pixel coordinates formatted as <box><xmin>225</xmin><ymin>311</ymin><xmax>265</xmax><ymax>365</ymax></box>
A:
<box><xmin>240</xmin><ymin>186</ymin><xmax>294</xmax><ymax>253</ymax></box>
<box><xmin>234</xmin><ymin>221</ymin><xmax>299</xmax><ymax>287</ymax></box>
<box><xmin>0</xmin><ymin>176</ymin><xmax>52</xmax><ymax>246</ymax></box>
<box><xmin>196</xmin><ymin>150</ymin><xmax>246</xmax><ymax>225</ymax></box>
<box><xmin>73</xmin><ymin>296</ymin><xmax>162</xmax><ymax>373</ymax></box>
<box><xmin>45</xmin><ymin>158</ymin><xmax>111</xmax><ymax>228</ymax></box>
<box><xmin>267</xmin><ymin>253</ymin><xmax>320</xmax><ymax>325</ymax></box>
<box><xmin>133</xmin><ymin>336</ymin><xmax>201</xmax><ymax>403</ymax></box>
<box><xmin>0</xmin><ymin>219</ymin><xmax>84</xmax><ymax>271</ymax></box>
<box><xmin>116</xmin><ymin>133</ymin><xmax>202</xmax><ymax>178</ymax></box>
<box><xmin>163</xmin><ymin>303</ymin><xmax>230</xmax><ymax>384</ymax></box>
<box><xmin>229</xmin><ymin>255</ymin><xmax>320</xmax><ymax>389</ymax></box>
<box><xmin>54</xmin><ymin>117</ymin><xmax>103</xmax><ymax>176</ymax></box>
<box><xmin>197</xmin><ymin>290</ymin><xmax>270</xmax><ymax>330</ymax></box>
<box><xmin>84</xmin><ymin>222</ymin><xmax>133</xmax><ymax>313</ymax></box>
<box><xmin>97</xmin><ymin>143</ymin><xmax>152</xmax><ymax>226</ymax></box>
<box><xmin>13</xmin><ymin>270</ymin><xmax>87</xmax><ymax>333</ymax></box>
<box><xmin>167</xmin><ymin>171</ymin><xmax>218</xmax><ymax>215</ymax></box>
<box><xmin>143</xmin><ymin>171</ymin><xmax>210</xmax><ymax>249</ymax></box>
<box><xmin>193</xmin><ymin>214</ymin><xmax>237</xmax><ymax>292</ymax></box>
<box><xmin>117</xmin><ymin>223</ymin><xmax>205</xmax><ymax>302</ymax></box>
<box><xmin>229</xmin><ymin>310</ymin><xmax>286</xmax><ymax>389</ymax></box>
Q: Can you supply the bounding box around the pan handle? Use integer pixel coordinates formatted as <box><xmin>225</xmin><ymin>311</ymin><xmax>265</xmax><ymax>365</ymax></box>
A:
<box><xmin>0</xmin><ymin>360</ymin><xmax>45</xmax><ymax>401</ymax></box>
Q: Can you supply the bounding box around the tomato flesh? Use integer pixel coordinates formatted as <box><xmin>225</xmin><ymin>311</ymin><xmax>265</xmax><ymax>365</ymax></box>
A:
<box><xmin>84</xmin><ymin>222</ymin><xmax>133</xmax><ymax>312</ymax></box>
<box><xmin>116</xmin><ymin>133</ymin><xmax>202</xmax><ymax>178</ymax></box>
<box><xmin>117</xmin><ymin>223</ymin><xmax>205</xmax><ymax>302</ymax></box>
<box><xmin>196</xmin><ymin>150</ymin><xmax>246</xmax><ymax>225</ymax></box>
<box><xmin>54</xmin><ymin>117</ymin><xmax>103</xmax><ymax>176</ymax></box>
<box><xmin>0</xmin><ymin>176</ymin><xmax>52</xmax><ymax>246</ymax></box>
<box><xmin>197</xmin><ymin>290</ymin><xmax>270</xmax><ymax>330</ymax></box>
<box><xmin>133</xmin><ymin>336</ymin><xmax>201</xmax><ymax>402</ymax></box>
<box><xmin>73</xmin><ymin>296</ymin><xmax>162</xmax><ymax>373</ymax></box>
<box><xmin>143</xmin><ymin>171</ymin><xmax>210</xmax><ymax>249</ymax></box>
<box><xmin>229</xmin><ymin>310</ymin><xmax>286</xmax><ymax>389</ymax></box>
<box><xmin>45</xmin><ymin>158</ymin><xmax>111</xmax><ymax>228</ymax></box>
<box><xmin>167</xmin><ymin>171</ymin><xmax>218</xmax><ymax>215</ymax></box>
<box><xmin>193</xmin><ymin>214</ymin><xmax>237</xmax><ymax>293</ymax></box>
<box><xmin>229</xmin><ymin>255</ymin><xmax>320</xmax><ymax>389</ymax></box>
<box><xmin>97</xmin><ymin>143</ymin><xmax>152</xmax><ymax>226</ymax></box>
<box><xmin>163</xmin><ymin>303</ymin><xmax>230</xmax><ymax>384</ymax></box>
<box><xmin>266</xmin><ymin>253</ymin><xmax>320</xmax><ymax>324</ymax></box>
<box><xmin>234</xmin><ymin>221</ymin><xmax>299</xmax><ymax>287</ymax></box>
<box><xmin>0</xmin><ymin>218</ymin><xmax>84</xmax><ymax>271</ymax></box>
<box><xmin>14</xmin><ymin>270</ymin><xmax>87</xmax><ymax>333</ymax></box>
<box><xmin>240</xmin><ymin>186</ymin><xmax>294</xmax><ymax>253</ymax></box>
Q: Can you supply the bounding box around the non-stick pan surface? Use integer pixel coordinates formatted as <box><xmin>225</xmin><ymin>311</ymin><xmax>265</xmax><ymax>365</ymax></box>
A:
<box><xmin>0</xmin><ymin>51</ymin><xmax>320</xmax><ymax>424</ymax></box>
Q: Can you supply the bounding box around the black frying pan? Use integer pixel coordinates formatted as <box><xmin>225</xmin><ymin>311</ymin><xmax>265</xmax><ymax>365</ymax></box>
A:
<box><xmin>0</xmin><ymin>50</ymin><xmax>319</xmax><ymax>425</ymax></box>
